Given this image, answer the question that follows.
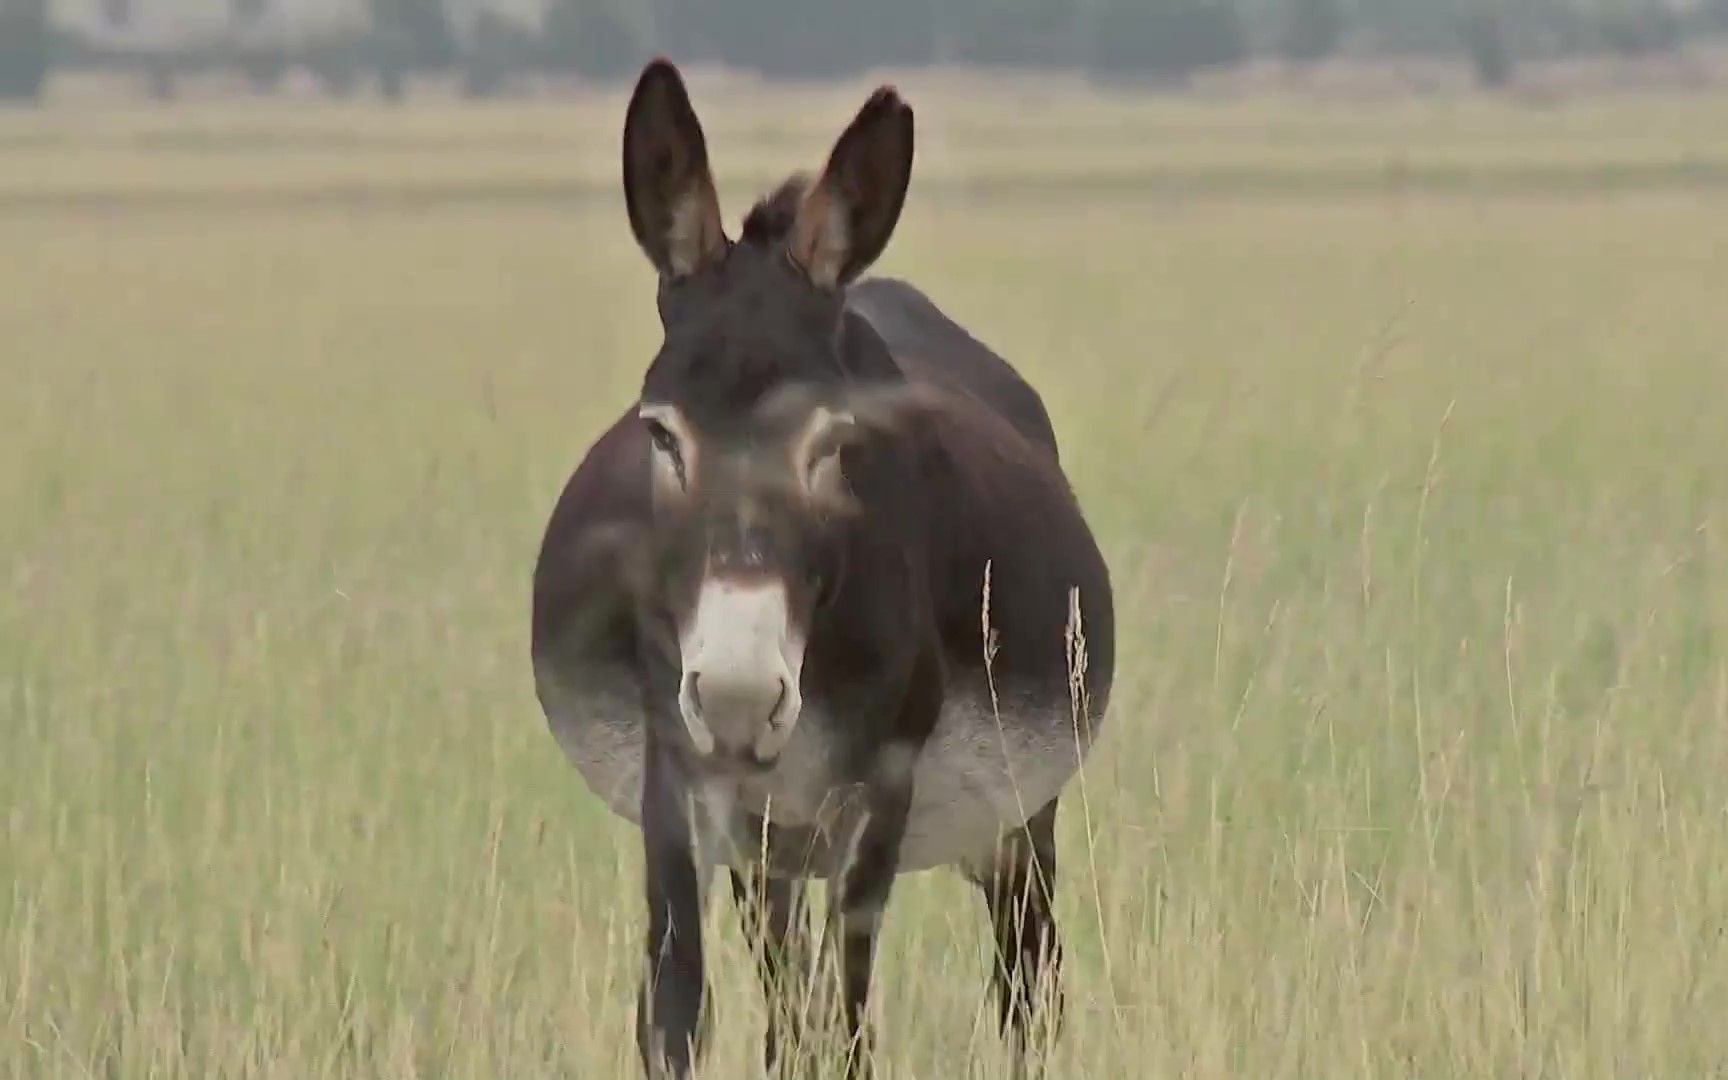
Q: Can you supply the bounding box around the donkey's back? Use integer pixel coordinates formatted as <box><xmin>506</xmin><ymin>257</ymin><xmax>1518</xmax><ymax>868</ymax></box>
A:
<box><xmin>847</xmin><ymin>277</ymin><xmax>1061</xmax><ymax>461</ymax></box>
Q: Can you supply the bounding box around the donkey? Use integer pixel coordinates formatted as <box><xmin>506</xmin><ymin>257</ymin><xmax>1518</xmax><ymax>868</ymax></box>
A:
<box><xmin>530</xmin><ymin>59</ymin><xmax>1116</xmax><ymax>1079</ymax></box>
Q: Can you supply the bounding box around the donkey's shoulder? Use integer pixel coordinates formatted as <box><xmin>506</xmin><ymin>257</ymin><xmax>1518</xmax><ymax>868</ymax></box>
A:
<box><xmin>845</xmin><ymin>277</ymin><xmax>1059</xmax><ymax>462</ymax></box>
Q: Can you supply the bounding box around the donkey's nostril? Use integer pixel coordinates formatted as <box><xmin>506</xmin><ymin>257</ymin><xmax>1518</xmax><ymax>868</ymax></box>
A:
<box><xmin>680</xmin><ymin>668</ymin><xmax>789</xmax><ymax>757</ymax></box>
<box><xmin>767</xmin><ymin>678</ymin><xmax>790</xmax><ymax>728</ymax></box>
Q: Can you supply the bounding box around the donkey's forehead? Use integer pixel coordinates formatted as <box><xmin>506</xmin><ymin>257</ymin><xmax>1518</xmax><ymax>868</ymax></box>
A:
<box><xmin>643</xmin><ymin>331</ymin><xmax>845</xmax><ymax>433</ymax></box>
<box><xmin>643</xmin><ymin>245</ymin><xmax>853</xmax><ymax>432</ymax></box>
<box><xmin>660</xmin><ymin>242</ymin><xmax>836</xmax><ymax>327</ymax></box>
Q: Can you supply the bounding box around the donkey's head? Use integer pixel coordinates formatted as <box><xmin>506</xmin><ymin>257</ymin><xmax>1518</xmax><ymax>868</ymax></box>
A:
<box><xmin>619</xmin><ymin>59</ymin><xmax>918</xmax><ymax>770</ymax></box>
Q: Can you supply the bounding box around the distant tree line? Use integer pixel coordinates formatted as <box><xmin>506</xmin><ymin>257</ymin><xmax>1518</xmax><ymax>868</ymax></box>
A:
<box><xmin>1</xmin><ymin>0</ymin><xmax>52</xmax><ymax>100</ymax></box>
<box><xmin>5</xmin><ymin>0</ymin><xmax>1728</xmax><ymax>102</ymax></box>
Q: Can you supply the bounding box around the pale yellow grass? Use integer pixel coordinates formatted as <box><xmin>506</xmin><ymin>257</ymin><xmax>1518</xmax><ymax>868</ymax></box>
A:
<box><xmin>5</xmin><ymin>85</ymin><xmax>1728</xmax><ymax>203</ymax></box>
<box><xmin>2</xmin><ymin>88</ymin><xmax>1727</xmax><ymax>1079</ymax></box>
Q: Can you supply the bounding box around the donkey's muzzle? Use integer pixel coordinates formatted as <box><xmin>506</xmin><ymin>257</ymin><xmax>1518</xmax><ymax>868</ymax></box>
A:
<box><xmin>679</xmin><ymin>670</ymin><xmax>795</xmax><ymax>764</ymax></box>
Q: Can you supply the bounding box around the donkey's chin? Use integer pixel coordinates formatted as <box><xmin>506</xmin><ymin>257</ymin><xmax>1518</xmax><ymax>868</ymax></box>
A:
<box><xmin>690</xmin><ymin>738</ymin><xmax>785</xmax><ymax>777</ymax></box>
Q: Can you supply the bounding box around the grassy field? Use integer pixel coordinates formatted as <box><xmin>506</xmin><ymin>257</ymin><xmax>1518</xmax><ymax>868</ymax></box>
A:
<box><xmin>4</xmin><ymin>83</ymin><xmax>1728</xmax><ymax>1079</ymax></box>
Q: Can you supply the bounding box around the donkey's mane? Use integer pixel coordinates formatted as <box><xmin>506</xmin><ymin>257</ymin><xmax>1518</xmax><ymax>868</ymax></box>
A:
<box><xmin>739</xmin><ymin>174</ymin><xmax>812</xmax><ymax>247</ymax></box>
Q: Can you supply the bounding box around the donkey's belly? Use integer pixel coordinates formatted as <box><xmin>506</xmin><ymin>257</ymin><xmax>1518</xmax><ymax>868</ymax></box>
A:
<box><xmin>536</xmin><ymin>656</ymin><xmax>1096</xmax><ymax>871</ymax></box>
<box><xmin>534</xmin><ymin>654</ymin><xmax>647</xmax><ymax>822</ymax></box>
<box><xmin>895</xmin><ymin>690</ymin><xmax>1093</xmax><ymax>870</ymax></box>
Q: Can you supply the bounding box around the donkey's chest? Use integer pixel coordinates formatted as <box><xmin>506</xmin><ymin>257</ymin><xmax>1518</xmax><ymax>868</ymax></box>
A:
<box><xmin>704</xmin><ymin>689</ymin><xmax>1084</xmax><ymax>874</ymax></box>
<box><xmin>543</xmin><ymin>656</ymin><xmax>1090</xmax><ymax>873</ymax></box>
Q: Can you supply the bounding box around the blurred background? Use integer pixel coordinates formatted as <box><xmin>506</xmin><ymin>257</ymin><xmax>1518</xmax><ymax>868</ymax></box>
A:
<box><xmin>4</xmin><ymin>0</ymin><xmax>1728</xmax><ymax>103</ymax></box>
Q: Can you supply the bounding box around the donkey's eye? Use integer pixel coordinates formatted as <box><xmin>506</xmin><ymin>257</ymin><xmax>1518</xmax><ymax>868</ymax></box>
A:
<box><xmin>645</xmin><ymin>419</ymin><xmax>679</xmax><ymax>457</ymax></box>
<box><xmin>643</xmin><ymin>416</ymin><xmax>688</xmax><ymax>490</ymax></box>
<box><xmin>805</xmin><ymin>441</ymin><xmax>841</xmax><ymax>485</ymax></box>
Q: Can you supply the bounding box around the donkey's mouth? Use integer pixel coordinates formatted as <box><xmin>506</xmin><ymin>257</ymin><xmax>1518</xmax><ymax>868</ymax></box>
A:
<box><xmin>703</xmin><ymin>748</ymin><xmax>778</xmax><ymax>778</ymax></box>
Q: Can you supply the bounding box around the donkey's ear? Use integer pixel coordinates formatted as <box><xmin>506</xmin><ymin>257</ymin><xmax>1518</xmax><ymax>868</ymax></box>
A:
<box><xmin>622</xmin><ymin>59</ymin><xmax>728</xmax><ymax>279</ymax></box>
<box><xmin>788</xmin><ymin>86</ymin><xmax>914</xmax><ymax>290</ymax></box>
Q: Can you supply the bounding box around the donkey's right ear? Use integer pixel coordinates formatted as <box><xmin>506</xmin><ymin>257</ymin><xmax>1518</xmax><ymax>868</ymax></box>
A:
<box><xmin>622</xmin><ymin>59</ymin><xmax>728</xmax><ymax>280</ymax></box>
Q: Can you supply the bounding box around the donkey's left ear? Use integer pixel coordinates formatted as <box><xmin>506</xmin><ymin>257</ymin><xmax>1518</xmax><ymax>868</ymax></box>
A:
<box><xmin>788</xmin><ymin>87</ymin><xmax>914</xmax><ymax>290</ymax></box>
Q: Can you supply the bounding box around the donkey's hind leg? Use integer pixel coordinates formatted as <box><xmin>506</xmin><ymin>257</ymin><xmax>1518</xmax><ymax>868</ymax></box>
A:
<box><xmin>968</xmin><ymin>798</ymin><xmax>1064</xmax><ymax>1057</ymax></box>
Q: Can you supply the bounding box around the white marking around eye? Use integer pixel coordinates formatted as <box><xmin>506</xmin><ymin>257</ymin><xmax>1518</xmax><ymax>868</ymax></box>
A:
<box><xmin>638</xmin><ymin>401</ymin><xmax>696</xmax><ymax>498</ymax></box>
<box><xmin>790</xmin><ymin>406</ymin><xmax>854</xmax><ymax>501</ymax></box>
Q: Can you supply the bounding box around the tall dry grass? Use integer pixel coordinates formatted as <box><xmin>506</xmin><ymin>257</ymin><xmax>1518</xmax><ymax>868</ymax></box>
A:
<box><xmin>3</xmin><ymin>87</ymin><xmax>1727</xmax><ymax>1078</ymax></box>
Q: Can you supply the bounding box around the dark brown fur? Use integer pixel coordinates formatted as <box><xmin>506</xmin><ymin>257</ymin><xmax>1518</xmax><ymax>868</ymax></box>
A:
<box><xmin>530</xmin><ymin>58</ymin><xmax>1115</xmax><ymax>1080</ymax></box>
